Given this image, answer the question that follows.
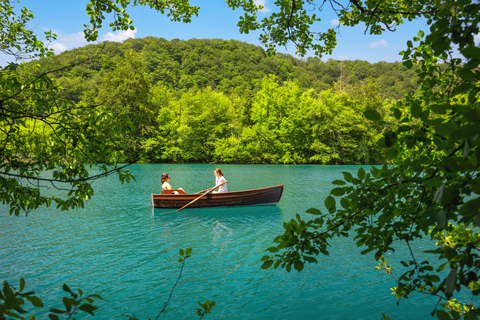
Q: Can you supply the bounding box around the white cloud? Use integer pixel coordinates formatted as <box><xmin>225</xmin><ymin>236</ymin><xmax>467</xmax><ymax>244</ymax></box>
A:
<box><xmin>46</xmin><ymin>29</ymin><xmax>136</xmax><ymax>54</ymax></box>
<box><xmin>254</xmin><ymin>0</ymin><xmax>270</xmax><ymax>13</ymax></box>
<box><xmin>330</xmin><ymin>19</ymin><xmax>340</xmax><ymax>27</ymax></box>
<box><xmin>338</xmin><ymin>55</ymin><xmax>349</xmax><ymax>60</ymax></box>
<box><xmin>47</xmin><ymin>31</ymin><xmax>87</xmax><ymax>53</ymax></box>
<box><xmin>59</xmin><ymin>32</ymin><xmax>88</xmax><ymax>44</ymax></box>
<box><xmin>100</xmin><ymin>28</ymin><xmax>137</xmax><ymax>42</ymax></box>
<box><xmin>369</xmin><ymin>39</ymin><xmax>388</xmax><ymax>48</ymax></box>
<box><xmin>49</xmin><ymin>43</ymin><xmax>68</xmax><ymax>53</ymax></box>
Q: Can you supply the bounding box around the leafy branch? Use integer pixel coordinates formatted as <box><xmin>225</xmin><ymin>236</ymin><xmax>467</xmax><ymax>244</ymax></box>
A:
<box><xmin>2</xmin><ymin>248</ymin><xmax>215</xmax><ymax>320</ymax></box>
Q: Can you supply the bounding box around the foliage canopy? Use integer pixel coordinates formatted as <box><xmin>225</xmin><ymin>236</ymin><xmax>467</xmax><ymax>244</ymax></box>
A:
<box><xmin>256</xmin><ymin>0</ymin><xmax>480</xmax><ymax>319</ymax></box>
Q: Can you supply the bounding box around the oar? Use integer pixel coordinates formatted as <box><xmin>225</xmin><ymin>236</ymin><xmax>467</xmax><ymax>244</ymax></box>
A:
<box><xmin>175</xmin><ymin>180</ymin><xmax>227</xmax><ymax>213</ymax></box>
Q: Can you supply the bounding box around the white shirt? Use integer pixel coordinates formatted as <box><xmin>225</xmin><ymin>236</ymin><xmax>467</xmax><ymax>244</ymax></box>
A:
<box><xmin>214</xmin><ymin>176</ymin><xmax>227</xmax><ymax>193</ymax></box>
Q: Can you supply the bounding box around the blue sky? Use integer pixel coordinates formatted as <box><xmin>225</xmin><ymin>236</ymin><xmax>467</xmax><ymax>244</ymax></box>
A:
<box><xmin>0</xmin><ymin>0</ymin><xmax>455</xmax><ymax>67</ymax></box>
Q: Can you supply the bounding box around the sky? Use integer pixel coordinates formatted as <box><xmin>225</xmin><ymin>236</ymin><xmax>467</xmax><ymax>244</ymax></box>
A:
<box><xmin>0</xmin><ymin>0</ymin><xmax>464</xmax><ymax>67</ymax></box>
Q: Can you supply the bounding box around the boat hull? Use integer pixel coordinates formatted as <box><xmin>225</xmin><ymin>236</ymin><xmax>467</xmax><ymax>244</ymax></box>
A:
<box><xmin>151</xmin><ymin>185</ymin><xmax>284</xmax><ymax>209</ymax></box>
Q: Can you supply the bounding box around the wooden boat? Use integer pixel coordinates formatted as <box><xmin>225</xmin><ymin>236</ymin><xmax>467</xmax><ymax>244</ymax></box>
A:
<box><xmin>151</xmin><ymin>185</ymin><xmax>284</xmax><ymax>209</ymax></box>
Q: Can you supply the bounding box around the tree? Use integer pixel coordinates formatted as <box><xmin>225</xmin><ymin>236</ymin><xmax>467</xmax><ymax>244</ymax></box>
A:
<box><xmin>256</xmin><ymin>0</ymin><xmax>480</xmax><ymax>319</ymax></box>
<box><xmin>96</xmin><ymin>50</ymin><xmax>154</xmax><ymax>162</ymax></box>
<box><xmin>0</xmin><ymin>0</ymin><xmax>200</xmax><ymax>214</ymax></box>
<box><xmin>156</xmin><ymin>87</ymin><xmax>232</xmax><ymax>163</ymax></box>
<box><xmin>1</xmin><ymin>1</ymin><xmax>137</xmax><ymax>215</ymax></box>
<box><xmin>307</xmin><ymin>87</ymin><xmax>386</xmax><ymax>164</ymax></box>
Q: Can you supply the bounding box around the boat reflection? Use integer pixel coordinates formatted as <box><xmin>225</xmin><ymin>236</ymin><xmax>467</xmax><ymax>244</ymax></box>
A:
<box><xmin>152</xmin><ymin>204</ymin><xmax>282</xmax><ymax>223</ymax></box>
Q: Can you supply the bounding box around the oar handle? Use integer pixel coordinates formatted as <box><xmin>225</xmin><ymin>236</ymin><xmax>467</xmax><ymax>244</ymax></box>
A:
<box><xmin>176</xmin><ymin>180</ymin><xmax>227</xmax><ymax>212</ymax></box>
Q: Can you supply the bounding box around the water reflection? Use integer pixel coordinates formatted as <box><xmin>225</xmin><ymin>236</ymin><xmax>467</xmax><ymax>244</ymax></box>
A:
<box><xmin>152</xmin><ymin>205</ymin><xmax>282</xmax><ymax>223</ymax></box>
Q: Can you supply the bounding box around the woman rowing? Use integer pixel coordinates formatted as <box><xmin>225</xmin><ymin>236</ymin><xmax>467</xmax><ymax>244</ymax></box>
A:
<box><xmin>212</xmin><ymin>168</ymin><xmax>227</xmax><ymax>193</ymax></box>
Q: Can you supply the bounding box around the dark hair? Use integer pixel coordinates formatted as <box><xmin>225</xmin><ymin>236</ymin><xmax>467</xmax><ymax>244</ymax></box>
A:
<box><xmin>161</xmin><ymin>173</ymin><xmax>170</xmax><ymax>184</ymax></box>
<box><xmin>214</xmin><ymin>168</ymin><xmax>224</xmax><ymax>176</ymax></box>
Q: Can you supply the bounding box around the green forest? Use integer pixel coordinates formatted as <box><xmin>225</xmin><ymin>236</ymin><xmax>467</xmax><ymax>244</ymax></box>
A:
<box><xmin>35</xmin><ymin>37</ymin><xmax>420</xmax><ymax>164</ymax></box>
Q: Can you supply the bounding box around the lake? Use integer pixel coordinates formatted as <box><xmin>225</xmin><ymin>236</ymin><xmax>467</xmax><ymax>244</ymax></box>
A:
<box><xmin>1</xmin><ymin>164</ymin><xmax>438</xmax><ymax>319</ymax></box>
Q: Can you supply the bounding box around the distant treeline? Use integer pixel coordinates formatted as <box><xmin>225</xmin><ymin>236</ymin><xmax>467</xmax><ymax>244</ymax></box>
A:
<box><xmin>34</xmin><ymin>37</ymin><xmax>417</xmax><ymax>164</ymax></box>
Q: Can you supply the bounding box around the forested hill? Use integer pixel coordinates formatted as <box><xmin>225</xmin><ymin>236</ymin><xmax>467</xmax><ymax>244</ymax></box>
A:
<box><xmin>39</xmin><ymin>37</ymin><xmax>418</xmax><ymax>101</ymax></box>
<box><xmin>34</xmin><ymin>37</ymin><xmax>419</xmax><ymax>165</ymax></box>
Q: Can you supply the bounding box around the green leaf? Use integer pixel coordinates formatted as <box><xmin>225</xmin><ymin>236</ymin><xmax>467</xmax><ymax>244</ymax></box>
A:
<box><xmin>27</xmin><ymin>295</ymin><xmax>44</xmax><ymax>308</ymax></box>
<box><xmin>49</xmin><ymin>308</ymin><xmax>65</xmax><ymax>314</ymax></box>
<box><xmin>436</xmin><ymin>310</ymin><xmax>451</xmax><ymax>320</ymax></box>
<box><xmin>364</xmin><ymin>110</ymin><xmax>381</xmax><ymax>121</ymax></box>
<box><xmin>459</xmin><ymin>198</ymin><xmax>480</xmax><ymax>220</ymax></box>
<box><xmin>442</xmin><ymin>156</ymin><xmax>460</xmax><ymax>173</ymax></box>
<box><xmin>469</xmin><ymin>178</ymin><xmax>480</xmax><ymax>194</ymax></box>
<box><xmin>62</xmin><ymin>297</ymin><xmax>72</xmax><ymax>312</ymax></box>
<box><xmin>266</xmin><ymin>246</ymin><xmax>279</xmax><ymax>253</ymax></box>
<box><xmin>403</xmin><ymin>60</ymin><xmax>413</xmax><ymax>69</ymax></box>
<box><xmin>63</xmin><ymin>284</ymin><xmax>77</xmax><ymax>299</ymax></box>
<box><xmin>342</xmin><ymin>172</ymin><xmax>353</xmax><ymax>182</ymax></box>
<box><xmin>445</xmin><ymin>268</ymin><xmax>457</xmax><ymax>298</ymax></box>
<box><xmin>393</xmin><ymin>108</ymin><xmax>402</xmax><ymax>119</ymax></box>
<box><xmin>186</xmin><ymin>247</ymin><xmax>192</xmax><ymax>255</ymax></box>
<box><xmin>357</xmin><ymin>167</ymin><xmax>365</xmax><ymax>180</ymax></box>
<box><xmin>294</xmin><ymin>260</ymin><xmax>304</xmax><ymax>272</ymax></box>
<box><xmin>437</xmin><ymin>209</ymin><xmax>446</xmax><ymax>229</ymax></box>
<box><xmin>340</xmin><ymin>198</ymin><xmax>350</xmax><ymax>209</ymax></box>
<box><xmin>306</xmin><ymin>208</ymin><xmax>322</xmax><ymax>215</ymax></box>
<box><xmin>20</xmin><ymin>278</ymin><xmax>25</xmax><ymax>291</ymax></box>
<box><xmin>261</xmin><ymin>260</ymin><xmax>273</xmax><ymax>269</ymax></box>
<box><xmin>385</xmin><ymin>131</ymin><xmax>397</xmax><ymax>147</ymax></box>
<box><xmin>461</xmin><ymin>45</ymin><xmax>480</xmax><ymax>59</ymax></box>
<box><xmin>431</xmin><ymin>104</ymin><xmax>447</xmax><ymax>115</ymax></box>
<box><xmin>331</xmin><ymin>187</ymin><xmax>345</xmax><ymax>196</ymax></box>
<box><xmin>78</xmin><ymin>303</ymin><xmax>98</xmax><ymax>315</ymax></box>
<box><xmin>435</xmin><ymin>122</ymin><xmax>456</xmax><ymax>137</ymax></box>
<box><xmin>304</xmin><ymin>256</ymin><xmax>318</xmax><ymax>263</ymax></box>
<box><xmin>465</xmin><ymin>309</ymin><xmax>480</xmax><ymax>320</ymax></box>
<box><xmin>325</xmin><ymin>196</ymin><xmax>335</xmax><ymax>210</ymax></box>
<box><xmin>456</xmin><ymin>68</ymin><xmax>475</xmax><ymax>81</ymax></box>
<box><xmin>422</xmin><ymin>178</ymin><xmax>442</xmax><ymax>188</ymax></box>
<box><xmin>411</xmin><ymin>104</ymin><xmax>422</xmax><ymax>118</ymax></box>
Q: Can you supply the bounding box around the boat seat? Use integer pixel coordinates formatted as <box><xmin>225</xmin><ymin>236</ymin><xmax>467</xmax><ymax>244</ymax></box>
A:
<box><xmin>160</xmin><ymin>189</ymin><xmax>187</xmax><ymax>195</ymax></box>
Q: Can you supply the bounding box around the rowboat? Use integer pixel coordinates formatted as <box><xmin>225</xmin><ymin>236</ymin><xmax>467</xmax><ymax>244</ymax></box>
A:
<box><xmin>151</xmin><ymin>185</ymin><xmax>284</xmax><ymax>209</ymax></box>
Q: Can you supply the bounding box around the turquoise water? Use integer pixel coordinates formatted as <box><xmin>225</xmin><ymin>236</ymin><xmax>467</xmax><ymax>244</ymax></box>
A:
<box><xmin>1</xmin><ymin>164</ymin><xmax>437</xmax><ymax>319</ymax></box>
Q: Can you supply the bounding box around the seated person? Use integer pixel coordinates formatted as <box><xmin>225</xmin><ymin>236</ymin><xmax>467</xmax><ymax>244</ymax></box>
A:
<box><xmin>161</xmin><ymin>173</ymin><xmax>183</xmax><ymax>194</ymax></box>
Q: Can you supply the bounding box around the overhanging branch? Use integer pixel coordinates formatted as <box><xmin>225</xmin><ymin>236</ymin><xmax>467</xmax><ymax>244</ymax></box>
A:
<box><xmin>0</xmin><ymin>163</ymin><xmax>133</xmax><ymax>184</ymax></box>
